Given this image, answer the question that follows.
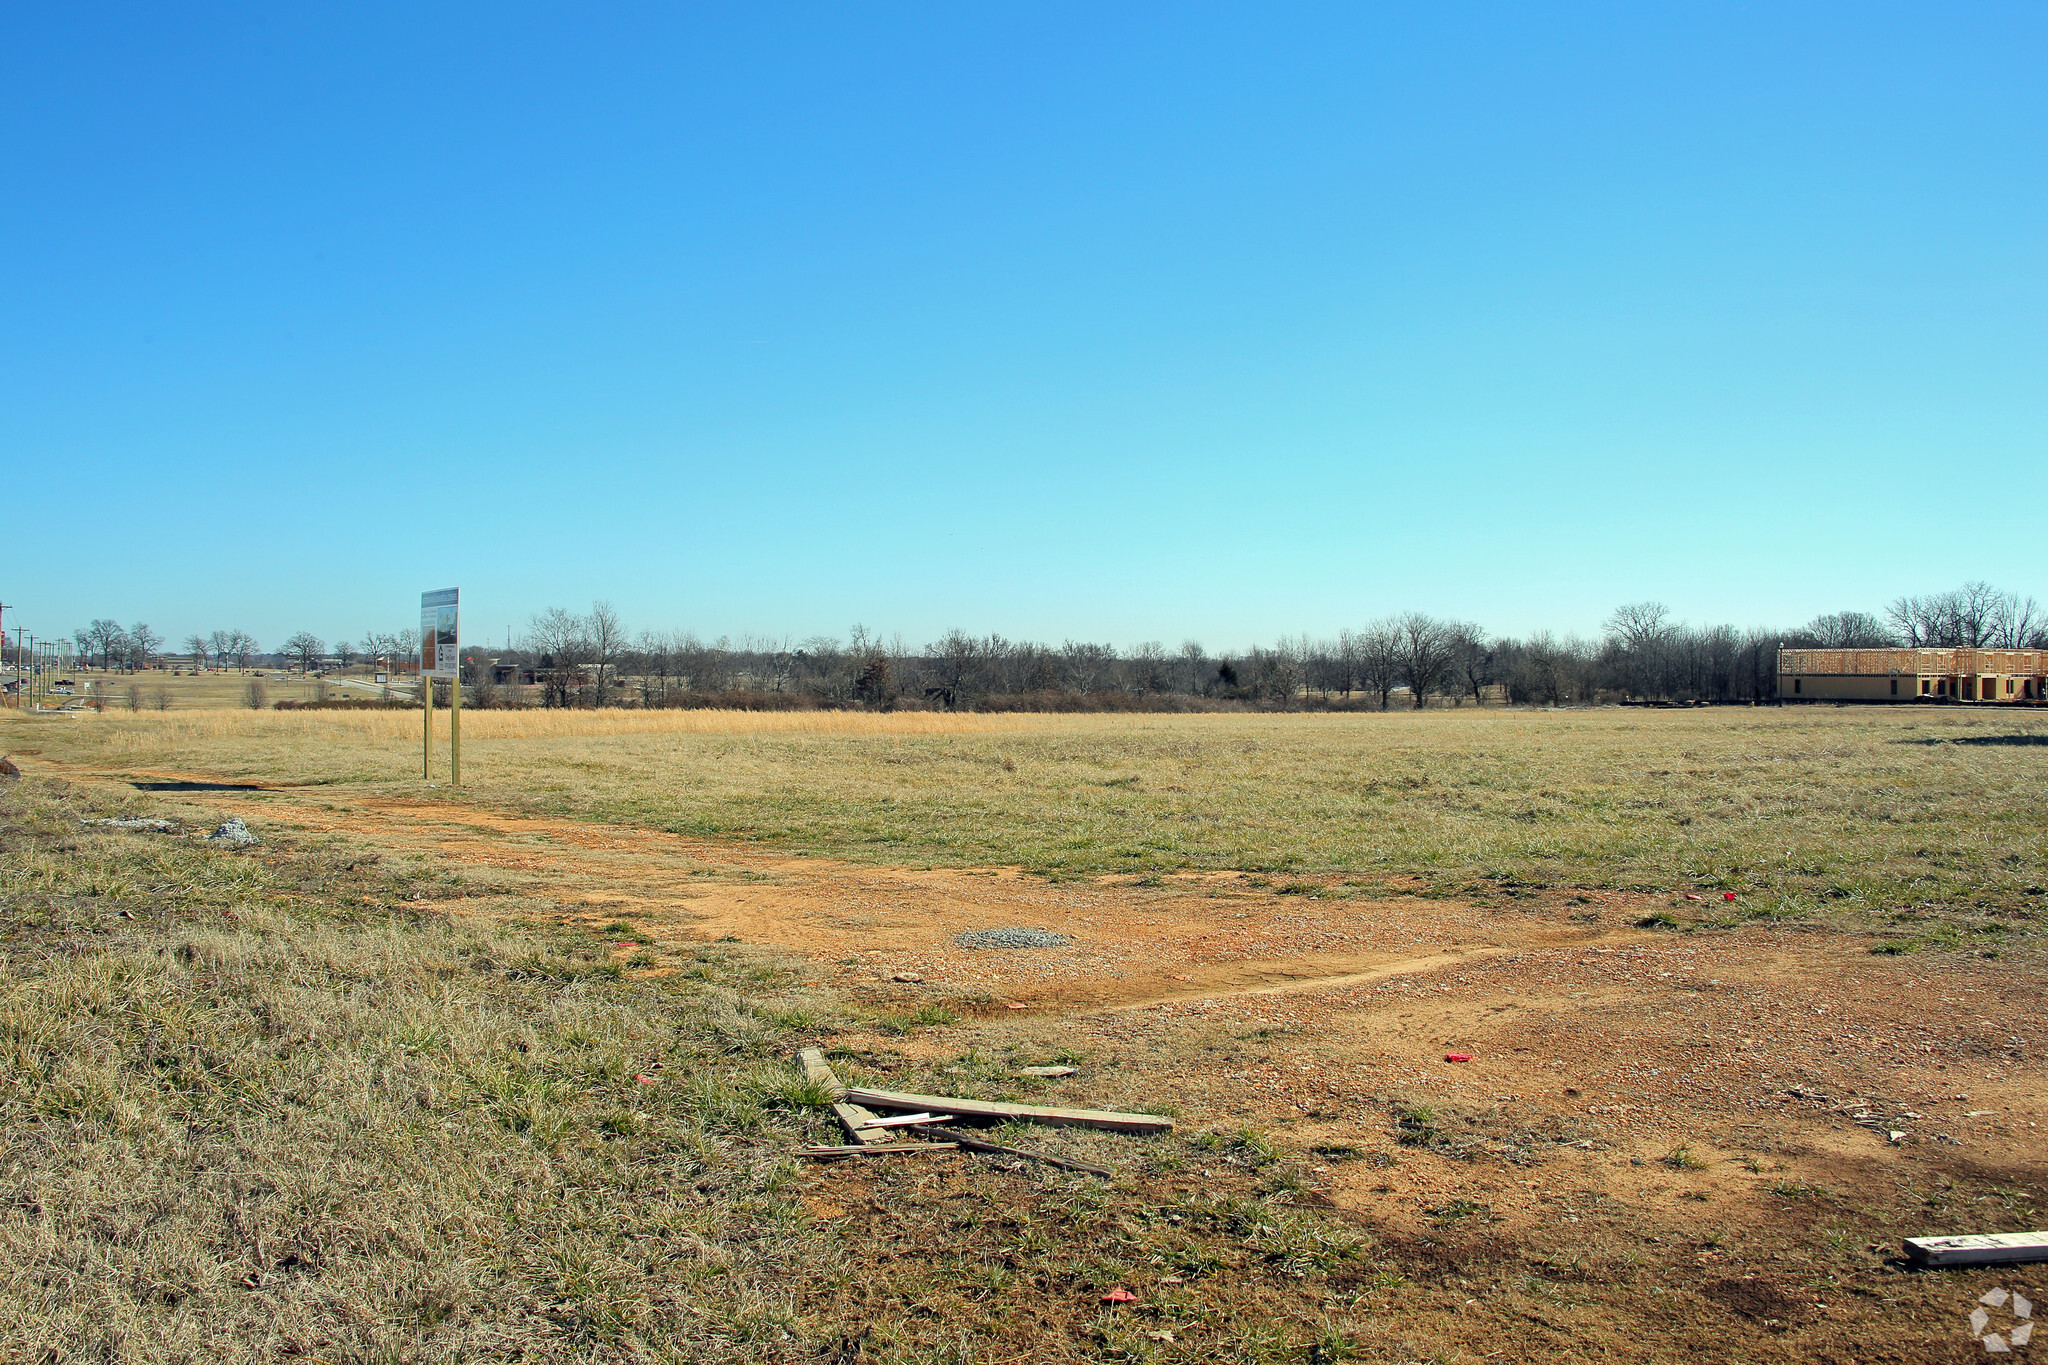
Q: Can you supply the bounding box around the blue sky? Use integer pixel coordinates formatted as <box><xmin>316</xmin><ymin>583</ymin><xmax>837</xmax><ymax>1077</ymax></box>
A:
<box><xmin>7</xmin><ymin>4</ymin><xmax>2044</xmax><ymax>654</ymax></box>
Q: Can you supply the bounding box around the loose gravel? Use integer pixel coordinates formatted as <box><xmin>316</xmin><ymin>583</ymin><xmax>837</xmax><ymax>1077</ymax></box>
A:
<box><xmin>955</xmin><ymin>927</ymin><xmax>1073</xmax><ymax>950</ymax></box>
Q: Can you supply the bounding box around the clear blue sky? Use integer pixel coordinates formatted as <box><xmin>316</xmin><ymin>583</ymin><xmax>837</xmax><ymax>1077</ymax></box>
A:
<box><xmin>7</xmin><ymin>4</ymin><xmax>2043</xmax><ymax>654</ymax></box>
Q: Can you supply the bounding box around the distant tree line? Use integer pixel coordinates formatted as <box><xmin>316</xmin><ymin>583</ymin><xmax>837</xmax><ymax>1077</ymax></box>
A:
<box><xmin>457</xmin><ymin>580</ymin><xmax>2044</xmax><ymax>710</ymax></box>
<box><xmin>50</xmin><ymin>580</ymin><xmax>2043</xmax><ymax>710</ymax></box>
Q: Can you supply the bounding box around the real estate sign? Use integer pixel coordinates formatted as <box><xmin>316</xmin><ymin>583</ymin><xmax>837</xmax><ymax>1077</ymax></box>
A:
<box><xmin>421</xmin><ymin>588</ymin><xmax>459</xmax><ymax>679</ymax></box>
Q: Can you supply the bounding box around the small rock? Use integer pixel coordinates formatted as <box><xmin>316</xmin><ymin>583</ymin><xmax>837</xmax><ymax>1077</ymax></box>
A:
<box><xmin>206</xmin><ymin>818</ymin><xmax>260</xmax><ymax>847</ymax></box>
<box><xmin>0</xmin><ymin>755</ymin><xmax>19</xmax><ymax>779</ymax></box>
<box><xmin>891</xmin><ymin>972</ymin><xmax>924</xmax><ymax>983</ymax></box>
<box><xmin>1887</xmin><ymin>1130</ymin><xmax>1908</xmax><ymax>1144</ymax></box>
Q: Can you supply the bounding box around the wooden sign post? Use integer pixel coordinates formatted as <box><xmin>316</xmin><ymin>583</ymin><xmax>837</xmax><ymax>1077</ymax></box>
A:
<box><xmin>420</xmin><ymin>588</ymin><xmax>460</xmax><ymax>786</ymax></box>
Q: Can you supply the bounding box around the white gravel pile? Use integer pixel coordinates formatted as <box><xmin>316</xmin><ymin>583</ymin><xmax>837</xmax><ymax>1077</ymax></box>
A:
<box><xmin>954</xmin><ymin>927</ymin><xmax>1072</xmax><ymax>950</ymax></box>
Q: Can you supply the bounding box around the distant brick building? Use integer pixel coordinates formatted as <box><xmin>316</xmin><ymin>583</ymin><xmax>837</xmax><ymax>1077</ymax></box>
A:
<box><xmin>1778</xmin><ymin>648</ymin><xmax>2048</xmax><ymax>703</ymax></box>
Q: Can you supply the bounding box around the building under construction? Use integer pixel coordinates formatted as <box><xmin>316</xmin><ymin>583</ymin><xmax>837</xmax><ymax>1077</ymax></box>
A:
<box><xmin>1777</xmin><ymin>648</ymin><xmax>2048</xmax><ymax>703</ymax></box>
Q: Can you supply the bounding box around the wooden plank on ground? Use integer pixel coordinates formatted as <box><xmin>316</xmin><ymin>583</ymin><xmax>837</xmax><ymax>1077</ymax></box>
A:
<box><xmin>795</xmin><ymin>1048</ymin><xmax>896</xmax><ymax>1147</ymax></box>
<box><xmin>854</xmin><ymin>1112</ymin><xmax>955</xmax><ymax>1130</ymax></box>
<box><xmin>833</xmin><ymin>1101</ymin><xmax>895</xmax><ymax>1145</ymax></box>
<box><xmin>842</xmin><ymin>1087</ymin><xmax>1173</xmax><ymax>1134</ymax></box>
<box><xmin>796</xmin><ymin>1141</ymin><xmax>959</xmax><ymax>1160</ymax></box>
<box><xmin>1906</xmin><ymin>1232</ymin><xmax>2048</xmax><ymax>1267</ymax></box>
<box><xmin>796</xmin><ymin>1047</ymin><xmax>847</xmax><ymax>1098</ymax></box>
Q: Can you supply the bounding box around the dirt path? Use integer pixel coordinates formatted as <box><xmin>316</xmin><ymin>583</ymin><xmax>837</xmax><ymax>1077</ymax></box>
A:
<box><xmin>58</xmin><ymin>761</ymin><xmax>2048</xmax><ymax>1361</ymax></box>
<box><xmin>89</xmin><ymin>766</ymin><xmax>1636</xmax><ymax>1012</ymax></box>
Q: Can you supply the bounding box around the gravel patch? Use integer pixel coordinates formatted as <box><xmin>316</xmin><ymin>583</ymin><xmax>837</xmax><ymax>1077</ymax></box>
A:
<box><xmin>955</xmin><ymin>927</ymin><xmax>1073</xmax><ymax>950</ymax></box>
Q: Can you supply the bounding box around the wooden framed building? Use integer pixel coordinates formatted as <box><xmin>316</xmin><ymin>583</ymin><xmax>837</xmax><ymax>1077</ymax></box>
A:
<box><xmin>1777</xmin><ymin>648</ymin><xmax>2048</xmax><ymax>703</ymax></box>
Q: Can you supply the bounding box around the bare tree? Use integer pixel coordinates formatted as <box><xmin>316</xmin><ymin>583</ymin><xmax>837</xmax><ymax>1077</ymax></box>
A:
<box><xmin>1059</xmin><ymin>641</ymin><xmax>1117</xmax><ymax>694</ymax></box>
<box><xmin>1884</xmin><ymin>594</ymin><xmax>1934</xmax><ymax>646</ymax></box>
<box><xmin>926</xmin><ymin>629</ymin><xmax>981</xmax><ymax>707</ymax></box>
<box><xmin>1603</xmin><ymin>602</ymin><xmax>1672</xmax><ymax>698</ymax></box>
<box><xmin>126</xmin><ymin>622</ymin><xmax>161</xmax><ymax>670</ymax></box>
<box><xmin>1396</xmin><ymin>612</ymin><xmax>1454</xmax><ymax>707</ymax></box>
<box><xmin>1125</xmin><ymin>641</ymin><xmax>1170</xmax><ymax>694</ymax></box>
<box><xmin>638</xmin><ymin>629</ymin><xmax>676</xmax><ymax>704</ymax></box>
<box><xmin>1179</xmin><ymin>640</ymin><xmax>1207</xmax><ymax>695</ymax></box>
<box><xmin>334</xmin><ymin>639</ymin><xmax>356</xmax><ymax>670</ymax></box>
<box><xmin>183</xmin><ymin>633</ymin><xmax>210</xmax><ymax>670</ymax></box>
<box><xmin>391</xmin><ymin>628</ymin><xmax>419</xmax><ymax>674</ymax></box>
<box><xmin>229</xmin><ymin>631</ymin><xmax>256</xmax><ymax>671</ymax></box>
<box><xmin>1358</xmin><ymin>619</ymin><xmax>1403</xmax><ymax>710</ymax></box>
<box><xmin>1801</xmin><ymin>610</ymin><xmax>1893</xmax><ymax>648</ymax></box>
<box><xmin>1333</xmin><ymin>630</ymin><xmax>1359</xmax><ymax>700</ymax></box>
<box><xmin>526</xmin><ymin>607</ymin><xmax>589</xmax><ymax>708</ymax></box>
<box><xmin>1883</xmin><ymin>583</ymin><xmax>2036</xmax><ymax>649</ymax></box>
<box><xmin>84</xmin><ymin>618</ymin><xmax>127</xmax><ymax>671</ymax></box>
<box><xmin>284</xmin><ymin>632</ymin><xmax>326</xmax><ymax>676</ymax></box>
<box><xmin>584</xmin><ymin>602</ymin><xmax>627</xmax><ymax>707</ymax></box>
<box><xmin>1447</xmin><ymin>621</ymin><xmax>1492</xmax><ymax>703</ymax></box>
<box><xmin>1990</xmin><ymin>593</ymin><xmax>2042</xmax><ymax>649</ymax></box>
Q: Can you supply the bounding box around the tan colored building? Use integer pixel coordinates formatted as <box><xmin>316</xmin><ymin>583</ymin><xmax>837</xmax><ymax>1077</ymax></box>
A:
<box><xmin>1778</xmin><ymin>648</ymin><xmax>2048</xmax><ymax>703</ymax></box>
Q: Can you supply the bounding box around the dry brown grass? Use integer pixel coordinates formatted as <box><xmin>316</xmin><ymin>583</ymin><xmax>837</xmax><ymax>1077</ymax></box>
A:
<box><xmin>0</xmin><ymin>778</ymin><xmax>1369</xmax><ymax>1364</ymax></box>
<box><xmin>76</xmin><ymin>705</ymin><xmax>1052</xmax><ymax>748</ymax></box>
<box><xmin>19</xmin><ymin>705</ymin><xmax>2048</xmax><ymax>944</ymax></box>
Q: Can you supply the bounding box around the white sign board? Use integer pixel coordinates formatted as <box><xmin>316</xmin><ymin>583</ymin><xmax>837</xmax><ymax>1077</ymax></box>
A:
<box><xmin>421</xmin><ymin>588</ymin><xmax>459</xmax><ymax>679</ymax></box>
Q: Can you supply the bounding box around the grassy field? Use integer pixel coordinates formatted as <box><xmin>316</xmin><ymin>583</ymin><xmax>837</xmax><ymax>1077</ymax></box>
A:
<box><xmin>15</xmin><ymin>704</ymin><xmax>2048</xmax><ymax>942</ymax></box>
<box><xmin>10</xmin><ymin>706</ymin><xmax>2048</xmax><ymax>1360</ymax></box>
<box><xmin>0</xmin><ymin>777</ymin><xmax>1365</xmax><ymax>1364</ymax></box>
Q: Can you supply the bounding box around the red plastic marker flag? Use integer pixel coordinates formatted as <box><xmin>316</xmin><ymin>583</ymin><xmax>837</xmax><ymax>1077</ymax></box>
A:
<box><xmin>1444</xmin><ymin>1053</ymin><xmax>1474</xmax><ymax>1063</ymax></box>
<box><xmin>1101</xmin><ymin>1287</ymin><xmax>1137</xmax><ymax>1304</ymax></box>
<box><xmin>1723</xmin><ymin>892</ymin><xmax>1738</xmax><ymax>901</ymax></box>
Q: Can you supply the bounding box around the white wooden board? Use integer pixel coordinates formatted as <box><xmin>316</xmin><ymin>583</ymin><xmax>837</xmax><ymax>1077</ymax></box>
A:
<box><xmin>1906</xmin><ymin>1233</ymin><xmax>2048</xmax><ymax>1267</ymax></box>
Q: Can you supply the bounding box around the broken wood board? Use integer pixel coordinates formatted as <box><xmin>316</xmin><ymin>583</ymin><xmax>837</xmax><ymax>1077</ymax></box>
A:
<box><xmin>833</xmin><ymin>1102</ymin><xmax>895</xmax><ymax>1144</ymax></box>
<box><xmin>923</xmin><ymin>1125</ymin><xmax>1112</xmax><ymax>1177</ymax></box>
<box><xmin>796</xmin><ymin>1141</ymin><xmax>959</xmax><ymax>1160</ymax></box>
<box><xmin>842</xmin><ymin>1087</ymin><xmax>1173</xmax><ymax>1134</ymax></box>
<box><xmin>794</xmin><ymin>1048</ymin><xmax>897</xmax><ymax>1146</ymax></box>
<box><xmin>854</xmin><ymin>1112</ymin><xmax>955</xmax><ymax>1130</ymax></box>
<box><xmin>1018</xmin><ymin>1066</ymin><xmax>1078</xmax><ymax>1078</ymax></box>
<box><xmin>796</xmin><ymin>1047</ymin><xmax>846</xmax><ymax>1098</ymax></box>
<box><xmin>1906</xmin><ymin>1232</ymin><xmax>2048</xmax><ymax>1268</ymax></box>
